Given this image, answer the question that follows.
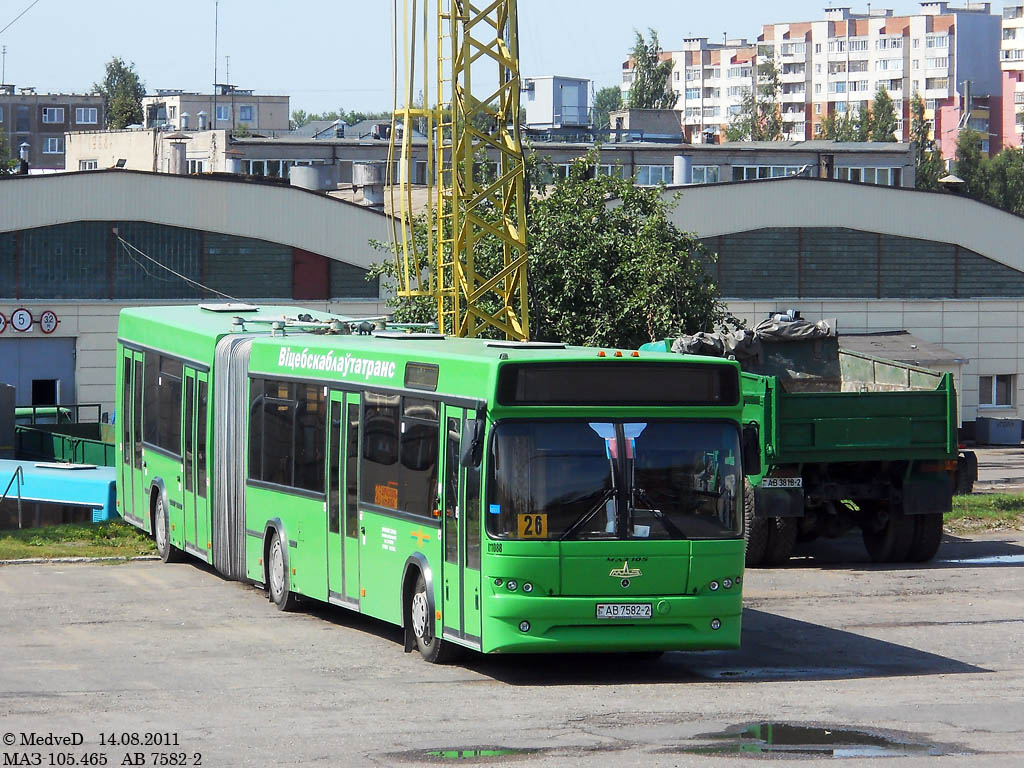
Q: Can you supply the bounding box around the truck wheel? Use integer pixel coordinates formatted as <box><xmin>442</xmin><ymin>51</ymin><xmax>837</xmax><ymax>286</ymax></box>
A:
<box><xmin>744</xmin><ymin>482</ymin><xmax>769</xmax><ymax>567</ymax></box>
<box><xmin>907</xmin><ymin>513</ymin><xmax>944</xmax><ymax>562</ymax></box>
<box><xmin>409</xmin><ymin>572</ymin><xmax>457</xmax><ymax>664</ymax></box>
<box><xmin>762</xmin><ymin>517</ymin><xmax>797</xmax><ymax>566</ymax></box>
<box><xmin>862</xmin><ymin>507</ymin><xmax>915</xmax><ymax>563</ymax></box>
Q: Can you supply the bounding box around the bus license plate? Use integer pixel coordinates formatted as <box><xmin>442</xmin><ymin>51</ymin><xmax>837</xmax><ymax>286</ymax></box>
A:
<box><xmin>596</xmin><ymin>603</ymin><xmax>652</xmax><ymax>619</ymax></box>
<box><xmin>762</xmin><ymin>477</ymin><xmax>802</xmax><ymax>489</ymax></box>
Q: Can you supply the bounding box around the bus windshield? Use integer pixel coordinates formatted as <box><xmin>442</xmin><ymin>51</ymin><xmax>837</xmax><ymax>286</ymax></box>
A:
<box><xmin>486</xmin><ymin>420</ymin><xmax>742</xmax><ymax>541</ymax></box>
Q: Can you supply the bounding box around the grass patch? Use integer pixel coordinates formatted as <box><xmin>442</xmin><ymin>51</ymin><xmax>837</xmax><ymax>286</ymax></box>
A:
<box><xmin>0</xmin><ymin>520</ymin><xmax>156</xmax><ymax>560</ymax></box>
<box><xmin>948</xmin><ymin>494</ymin><xmax>1024</xmax><ymax>531</ymax></box>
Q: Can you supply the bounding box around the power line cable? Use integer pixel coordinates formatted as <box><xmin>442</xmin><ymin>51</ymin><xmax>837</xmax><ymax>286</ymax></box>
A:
<box><xmin>0</xmin><ymin>0</ymin><xmax>43</xmax><ymax>37</ymax></box>
<box><xmin>115</xmin><ymin>232</ymin><xmax>238</xmax><ymax>301</ymax></box>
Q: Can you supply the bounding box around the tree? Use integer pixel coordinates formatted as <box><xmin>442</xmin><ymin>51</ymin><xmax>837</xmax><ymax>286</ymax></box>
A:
<box><xmin>987</xmin><ymin>148</ymin><xmax>1024</xmax><ymax>216</ymax></box>
<box><xmin>369</xmin><ymin>151</ymin><xmax>732</xmax><ymax>348</ymax></box>
<box><xmin>291</xmin><ymin>109</ymin><xmax>309</xmax><ymax>129</ymax></box>
<box><xmin>627</xmin><ymin>30</ymin><xmax>676</xmax><ymax>110</ymax></box>
<box><xmin>725</xmin><ymin>57</ymin><xmax>783</xmax><ymax>142</ymax></box>
<box><xmin>93</xmin><ymin>57</ymin><xmax>146</xmax><ymax>129</ymax></box>
<box><xmin>910</xmin><ymin>94</ymin><xmax>943</xmax><ymax>190</ymax></box>
<box><xmin>955</xmin><ymin>129</ymin><xmax>988</xmax><ymax>201</ymax></box>
<box><xmin>869</xmin><ymin>86</ymin><xmax>899</xmax><ymax>141</ymax></box>
<box><xmin>0</xmin><ymin>133</ymin><xmax>17</xmax><ymax>175</ymax></box>
<box><xmin>593</xmin><ymin>86</ymin><xmax>623</xmax><ymax>131</ymax></box>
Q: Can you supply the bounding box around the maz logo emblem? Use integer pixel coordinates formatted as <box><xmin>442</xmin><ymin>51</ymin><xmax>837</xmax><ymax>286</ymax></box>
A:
<box><xmin>608</xmin><ymin>561</ymin><xmax>642</xmax><ymax>579</ymax></box>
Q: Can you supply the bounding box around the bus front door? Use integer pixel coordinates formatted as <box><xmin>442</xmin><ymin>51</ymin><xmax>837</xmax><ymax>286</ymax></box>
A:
<box><xmin>441</xmin><ymin>405</ymin><xmax>482</xmax><ymax>647</ymax></box>
<box><xmin>441</xmin><ymin>407</ymin><xmax>464</xmax><ymax>641</ymax></box>
<box><xmin>327</xmin><ymin>391</ymin><xmax>361</xmax><ymax>608</ymax></box>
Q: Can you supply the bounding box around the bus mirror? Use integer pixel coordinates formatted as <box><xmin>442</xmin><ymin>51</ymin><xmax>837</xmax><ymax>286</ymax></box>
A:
<box><xmin>742</xmin><ymin>423</ymin><xmax>761</xmax><ymax>476</ymax></box>
<box><xmin>461</xmin><ymin>416</ymin><xmax>485</xmax><ymax>468</ymax></box>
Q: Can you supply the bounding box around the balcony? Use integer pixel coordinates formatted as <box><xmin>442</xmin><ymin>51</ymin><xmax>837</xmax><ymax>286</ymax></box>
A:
<box><xmin>781</xmin><ymin>90</ymin><xmax>809</xmax><ymax>103</ymax></box>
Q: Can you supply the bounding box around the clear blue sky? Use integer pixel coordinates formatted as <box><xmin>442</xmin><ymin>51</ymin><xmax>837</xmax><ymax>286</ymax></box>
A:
<box><xmin>1</xmin><ymin>0</ymin><xmax>931</xmax><ymax>114</ymax></box>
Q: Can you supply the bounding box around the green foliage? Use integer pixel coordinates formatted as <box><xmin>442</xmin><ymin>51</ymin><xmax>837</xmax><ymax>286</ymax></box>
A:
<box><xmin>725</xmin><ymin>58</ymin><xmax>783</xmax><ymax>142</ymax></box>
<box><xmin>0</xmin><ymin>132</ymin><xmax>17</xmax><ymax>174</ymax></box>
<box><xmin>291</xmin><ymin>107</ymin><xmax>391</xmax><ymax>129</ymax></box>
<box><xmin>869</xmin><ymin>86</ymin><xmax>899</xmax><ymax>142</ymax></box>
<box><xmin>593</xmin><ymin>86</ymin><xmax>623</xmax><ymax>131</ymax></box>
<box><xmin>627</xmin><ymin>29</ymin><xmax>676</xmax><ymax>111</ymax></box>
<box><xmin>948</xmin><ymin>494</ymin><xmax>1024</xmax><ymax>531</ymax></box>
<box><xmin>955</xmin><ymin>128</ymin><xmax>988</xmax><ymax>200</ymax></box>
<box><xmin>92</xmin><ymin>57</ymin><xmax>146</xmax><ymax>129</ymax></box>
<box><xmin>369</xmin><ymin>151</ymin><xmax>733</xmax><ymax>349</ymax></box>
<box><xmin>986</xmin><ymin>148</ymin><xmax>1024</xmax><ymax>216</ymax></box>
<box><xmin>820</xmin><ymin>107</ymin><xmax>870</xmax><ymax>142</ymax></box>
<box><xmin>910</xmin><ymin>94</ymin><xmax>943</xmax><ymax>190</ymax></box>
<box><xmin>232</xmin><ymin>123</ymin><xmax>252</xmax><ymax>138</ymax></box>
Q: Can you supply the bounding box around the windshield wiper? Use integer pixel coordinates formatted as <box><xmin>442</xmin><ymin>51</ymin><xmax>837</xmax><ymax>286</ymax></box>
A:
<box><xmin>634</xmin><ymin>487</ymin><xmax>688</xmax><ymax>540</ymax></box>
<box><xmin>560</xmin><ymin>488</ymin><xmax>616</xmax><ymax>541</ymax></box>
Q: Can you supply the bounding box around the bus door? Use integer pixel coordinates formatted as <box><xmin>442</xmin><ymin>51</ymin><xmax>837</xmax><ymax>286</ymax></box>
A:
<box><xmin>120</xmin><ymin>348</ymin><xmax>146</xmax><ymax>526</ymax></box>
<box><xmin>344</xmin><ymin>393</ymin><xmax>361</xmax><ymax>605</ymax></box>
<box><xmin>441</xmin><ymin>405</ymin><xmax>481</xmax><ymax>646</ymax></box>
<box><xmin>326</xmin><ymin>391</ymin><xmax>345</xmax><ymax>602</ymax></box>
<box><xmin>181</xmin><ymin>368</ymin><xmax>209</xmax><ymax>558</ymax></box>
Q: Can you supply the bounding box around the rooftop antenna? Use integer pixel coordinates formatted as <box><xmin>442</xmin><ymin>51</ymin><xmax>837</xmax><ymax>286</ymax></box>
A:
<box><xmin>225</xmin><ymin>55</ymin><xmax>230</xmax><ymax>87</ymax></box>
<box><xmin>213</xmin><ymin>0</ymin><xmax>219</xmax><ymax>129</ymax></box>
<box><xmin>1</xmin><ymin>45</ymin><xmax>6</xmax><ymax>85</ymax></box>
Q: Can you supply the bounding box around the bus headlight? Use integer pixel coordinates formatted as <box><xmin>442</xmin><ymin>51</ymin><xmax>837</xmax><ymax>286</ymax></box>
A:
<box><xmin>506</xmin><ymin>580</ymin><xmax>518</xmax><ymax>592</ymax></box>
<box><xmin>519</xmin><ymin>620</ymin><xmax>531</xmax><ymax>632</ymax></box>
<box><xmin>522</xmin><ymin>582</ymin><xmax>533</xmax><ymax>593</ymax></box>
<box><xmin>723</xmin><ymin>578</ymin><xmax>733</xmax><ymax>590</ymax></box>
<box><xmin>711</xmin><ymin>618</ymin><xmax>722</xmax><ymax>631</ymax></box>
<box><xmin>709</xmin><ymin>581</ymin><xmax>720</xmax><ymax>591</ymax></box>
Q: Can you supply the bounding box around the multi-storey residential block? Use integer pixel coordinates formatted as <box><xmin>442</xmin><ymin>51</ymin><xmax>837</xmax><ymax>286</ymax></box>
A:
<box><xmin>1000</xmin><ymin>4</ymin><xmax>1024</xmax><ymax>147</ymax></box>
<box><xmin>141</xmin><ymin>86</ymin><xmax>289</xmax><ymax>132</ymax></box>
<box><xmin>622</xmin><ymin>3</ymin><xmax>1001</xmax><ymax>151</ymax></box>
<box><xmin>0</xmin><ymin>85</ymin><xmax>105</xmax><ymax>170</ymax></box>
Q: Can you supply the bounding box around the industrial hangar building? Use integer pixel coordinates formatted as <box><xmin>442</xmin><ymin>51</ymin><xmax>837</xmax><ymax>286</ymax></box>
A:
<box><xmin>1</xmin><ymin>169</ymin><xmax>1022</xmax><ymax>437</ymax></box>
<box><xmin>666</xmin><ymin>177</ymin><xmax>1024</xmax><ymax>436</ymax></box>
<box><xmin>0</xmin><ymin>170</ymin><xmax>388</xmax><ymax>412</ymax></box>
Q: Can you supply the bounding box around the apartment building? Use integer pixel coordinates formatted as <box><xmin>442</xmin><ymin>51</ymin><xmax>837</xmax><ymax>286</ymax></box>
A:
<box><xmin>1001</xmin><ymin>4</ymin><xmax>1024</xmax><ymax>147</ymax></box>
<box><xmin>623</xmin><ymin>3</ymin><xmax>1001</xmax><ymax>150</ymax></box>
<box><xmin>0</xmin><ymin>85</ymin><xmax>105</xmax><ymax>170</ymax></box>
<box><xmin>141</xmin><ymin>86</ymin><xmax>289</xmax><ymax>132</ymax></box>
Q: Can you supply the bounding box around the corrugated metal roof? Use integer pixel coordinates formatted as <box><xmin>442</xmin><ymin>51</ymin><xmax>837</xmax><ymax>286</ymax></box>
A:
<box><xmin>840</xmin><ymin>331</ymin><xmax>967</xmax><ymax>365</ymax></box>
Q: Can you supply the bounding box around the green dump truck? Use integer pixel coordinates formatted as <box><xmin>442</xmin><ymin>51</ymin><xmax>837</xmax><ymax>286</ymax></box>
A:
<box><xmin>643</xmin><ymin>317</ymin><xmax>965</xmax><ymax>566</ymax></box>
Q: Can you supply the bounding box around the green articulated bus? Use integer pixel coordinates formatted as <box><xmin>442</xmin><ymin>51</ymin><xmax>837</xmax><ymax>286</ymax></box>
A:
<box><xmin>115</xmin><ymin>304</ymin><xmax>756</xmax><ymax>661</ymax></box>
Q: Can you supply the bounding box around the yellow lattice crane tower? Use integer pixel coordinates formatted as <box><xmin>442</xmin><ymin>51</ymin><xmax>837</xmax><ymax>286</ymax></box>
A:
<box><xmin>389</xmin><ymin>0</ymin><xmax>530</xmax><ymax>340</ymax></box>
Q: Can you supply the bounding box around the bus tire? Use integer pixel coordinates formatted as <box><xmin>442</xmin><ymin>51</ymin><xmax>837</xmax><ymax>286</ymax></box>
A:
<box><xmin>907</xmin><ymin>513</ymin><xmax>944</xmax><ymax>563</ymax></box>
<box><xmin>409</xmin><ymin>572</ymin><xmax>455</xmax><ymax>664</ymax></box>
<box><xmin>153</xmin><ymin>492</ymin><xmax>180</xmax><ymax>564</ymax></box>
<box><xmin>267</xmin><ymin>531</ymin><xmax>298</xmax><ymax>612</ymax></box>
<box><xmin>744</xmin><ymin>485</ymin><xmax>769</xmax><ymax>567</ymax></box>
<box><xmin>761</xmin><ymin>517</ymin><xmax>797</xmax><ymax>566</ymax></box>
<box><xmin>861</xmin><ymin>505</ymin><xmax>915</xmax><ymax>563</ymax></box>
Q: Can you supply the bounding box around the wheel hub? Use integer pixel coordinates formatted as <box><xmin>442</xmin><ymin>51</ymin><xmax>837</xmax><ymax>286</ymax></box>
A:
<box><xmin>270</xmin><ymin>541</ymin><xmax>284</xmax><ymax>597</ymax></box>
<box><xmin>411</xmin><ymin>591</ymin><xmax>429</xmax><ymax>639</ymax></box>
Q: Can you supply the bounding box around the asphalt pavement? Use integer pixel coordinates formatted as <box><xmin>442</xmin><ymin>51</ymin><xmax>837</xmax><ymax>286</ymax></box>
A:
<box><xmin>1</xmin><ymin>529</ymin><xmax>1023</xmax><ymax>767</ymax></box>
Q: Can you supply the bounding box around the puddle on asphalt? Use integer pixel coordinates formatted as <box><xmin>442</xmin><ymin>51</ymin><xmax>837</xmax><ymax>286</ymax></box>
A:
<box><xmin>940</xmin><ymin>554</ymin><xmax>1024</xmax><ymax>565</ymax></box>
<box><xmin>391</xmin><ymin>747</ymin><xmax>541</xmax><ymax>763</ymax></box>
<box><xmin>669</xmin><ymin>722</ymin><xmax>956</xmax><ymax>758</ymax></box>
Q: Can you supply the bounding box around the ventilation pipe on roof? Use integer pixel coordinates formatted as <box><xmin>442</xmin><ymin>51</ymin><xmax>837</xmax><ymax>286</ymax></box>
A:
<box><xmin>673</xmin><ymin>155</ymin><xmax>692</xmax><ymax>185</ymax></box>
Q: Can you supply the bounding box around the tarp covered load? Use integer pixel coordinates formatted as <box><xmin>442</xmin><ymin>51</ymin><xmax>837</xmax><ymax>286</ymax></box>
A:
<box><xmin>671</xmin><ymin>315</ymin><xmax>840</xmax><ymax>392</ymax></box>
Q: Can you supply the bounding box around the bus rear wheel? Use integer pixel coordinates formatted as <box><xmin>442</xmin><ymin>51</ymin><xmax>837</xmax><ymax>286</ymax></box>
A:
<box><xmin>153</xmin><ymin>493</ymin><xmax>180</xmax><ymax>564</ymax></box>
<box><xmin>267</xmin><ymin>532</ymin><xmax>298</xmax><ymax>612</ymax></box>
<box><xmin>409</xmin><ymin>573</ymin><xmax>455</xmax><ymax>664</ymax></box>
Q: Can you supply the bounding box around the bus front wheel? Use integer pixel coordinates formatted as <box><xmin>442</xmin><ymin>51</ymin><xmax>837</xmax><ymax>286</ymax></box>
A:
<box><xmin>267</xmin><ymin>532</ymin><xmax>298</xmax><ymax>612</ymax></box>
<box><xmin>409</xmin><ymin>572</ymin><xmax>455</xmax><ymax>664</ymax></box>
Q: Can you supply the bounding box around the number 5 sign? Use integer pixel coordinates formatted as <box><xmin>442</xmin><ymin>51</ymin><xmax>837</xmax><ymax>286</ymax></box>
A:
<box><xmin>11</xmin><ymin>308</ymin><xmax>33</xmax><ymax>332</ymax></box>
<box><xmin>40</xmin><ymin>310</ymin><xmax>59</xmax><ymax>334</ymax></box>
